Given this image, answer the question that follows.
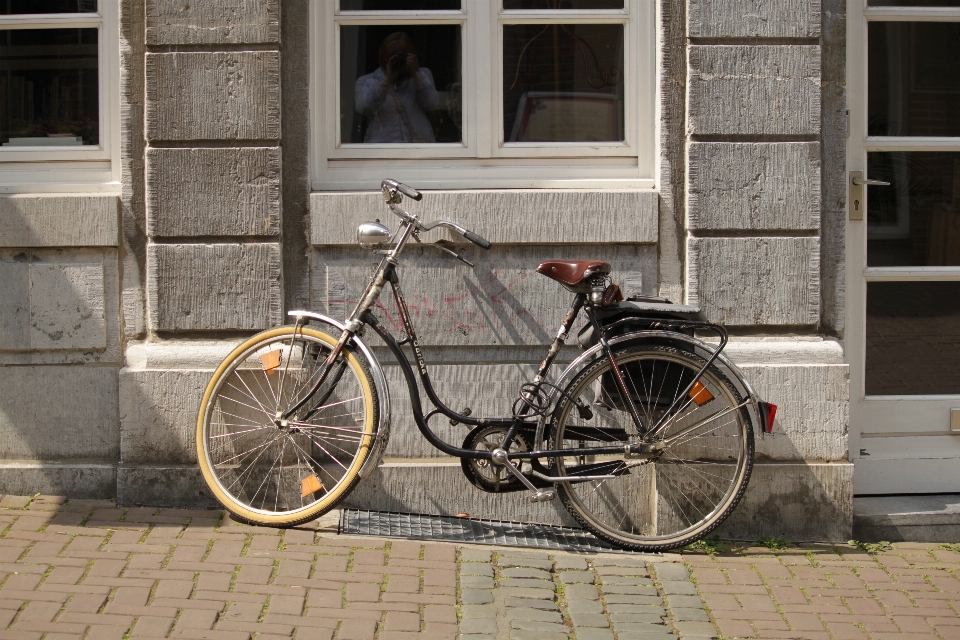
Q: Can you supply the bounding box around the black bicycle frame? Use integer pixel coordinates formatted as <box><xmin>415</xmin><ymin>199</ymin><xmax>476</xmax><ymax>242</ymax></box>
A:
<box><xmin>353</xmin><ymin>263</ymin><xmax>726</xmax><ymax>464</ymax></box>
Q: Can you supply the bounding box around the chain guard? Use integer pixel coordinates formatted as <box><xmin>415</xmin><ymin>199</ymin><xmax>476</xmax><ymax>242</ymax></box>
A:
<box><xmin>460</xmin><ymin>424</ymin><xmax>537</xmax><ymax>493</ymax></box>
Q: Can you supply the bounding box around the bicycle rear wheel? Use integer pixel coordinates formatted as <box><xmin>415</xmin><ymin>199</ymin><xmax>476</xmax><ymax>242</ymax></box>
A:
<box><xmin>196</xmin><ymin>326</ymin><xmax>377</xmax><ymax>526</ymax></box>
<box><xmin>549</xmin><ymin>343</ymin><xmax>753</xmax><ymax>551</ymax></box>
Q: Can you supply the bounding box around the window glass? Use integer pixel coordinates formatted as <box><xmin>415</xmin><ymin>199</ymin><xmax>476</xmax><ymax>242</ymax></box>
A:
<box><xmin>340</xmin><ymin>1</ymin><xmax>460</xmax><ymax>10</ymax></box>
<box><xmin>866</xmin><ymin>281</ymin><xmax>960</xmax><ymax>395</ymax></box>
<box><xmin>867</xmin><ymin>152</ymin><xmax>960</xmax><ymax>267</ymax></box>
<box><xmin>0</xmin><ymin>27</ymin><xmax>99</xmax><ymax>147</ymax></box>
<box><xmin>869</xmin><ymin>22</ymin><xmax>960</xmax><ymax>137</ymax></box>
<box><xmin>503</xmin><ymin>23</ymin><xmax>623</xmax><ymax>142</ymax></box>
<box><xmin>340</xmin><ymin>25</ymin><xmax>462</xmax><ymax>144</ymax></box>
<box><xmin>0</xmin><ymin>0</ymin><xmax>96</xmax><ymax>14</ymax></box>
<box><xmin>503</xmin><ymin>1</ymin><xmax>623</xmax><ymax>9</ymax></box>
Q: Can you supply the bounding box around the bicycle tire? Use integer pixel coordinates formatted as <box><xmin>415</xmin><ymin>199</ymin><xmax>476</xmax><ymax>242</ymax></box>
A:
<box><xmin>196</xmin><ymin>326</ymin><xmax>378</xmax><ymax>527</ymax></box>
<box><xmin>548</xmin><ymin>343</ymin><xmax>754</xmax><ymax>551</ymax></box>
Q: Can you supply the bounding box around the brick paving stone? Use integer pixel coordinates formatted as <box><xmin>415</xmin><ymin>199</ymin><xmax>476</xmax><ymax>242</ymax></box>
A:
<box><xmin>383</xmin><ymin>610</ymin><xmax>420</xmax><ymax>631</ymax></box>
<box><xmin>337</xmin><ymin>618</ymin><xmax>377</xmax><ymax>639</ymax></box>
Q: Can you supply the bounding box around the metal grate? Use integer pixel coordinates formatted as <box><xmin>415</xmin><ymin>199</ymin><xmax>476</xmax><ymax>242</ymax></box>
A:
<box><xmin>339</xmin><ymin>509</ymin><xmax>655</xmax><ymax>554</ymax></box>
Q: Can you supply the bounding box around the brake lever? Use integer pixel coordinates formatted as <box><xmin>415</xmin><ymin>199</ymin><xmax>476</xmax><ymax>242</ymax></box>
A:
<box><xmin>433</xmin><ymin>241</ymin><xmax>475</xmax><ymax>268</ymax></box>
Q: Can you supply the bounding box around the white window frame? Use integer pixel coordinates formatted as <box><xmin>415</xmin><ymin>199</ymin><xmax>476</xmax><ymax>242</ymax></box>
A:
<box><xmin>311</xmin><ymin>0</ymin><xmax>655</xmax><ymax>190</ymax></box>
<box><xmin>0</xmin><ymin>2</ymin><xmax>120</xmax><ymax>192</ymax></box>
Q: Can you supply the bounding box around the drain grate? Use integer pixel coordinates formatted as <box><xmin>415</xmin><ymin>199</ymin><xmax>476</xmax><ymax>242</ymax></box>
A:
<box><xmin>339</xmin><ymin>509</ymin><xmax>654</xmax><ymax>554</ymax></box>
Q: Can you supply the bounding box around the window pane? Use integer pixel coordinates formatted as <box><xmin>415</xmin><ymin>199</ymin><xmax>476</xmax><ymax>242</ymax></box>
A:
<box><xmin>340</xmin><ymin>25</ymin><xmax>461</xmax><ymax>144</ymax></box>
<box><xmin>0</xmin><ymin>28</ymin><xmax>99</xmax><ymax>147</ymax></box>
<box><xmin>503</xmin><ymin>1</ymin><xmax>623</xmax><ymax>9</ymax></box>
<box><xmin>867</xmin><ymin>152</ymin><xmax>960</xmax><ymax>266</ymax></box>
<box><xmin>340</xmin><ymin>1</ymin><xmax>460</xmax><ymax>10</ymax></box>
<box><xmin>866</xmin><ymin>281</ymin><xmax>960</xmax><ymax>395</ymax></box>
<box><xmin>869</xmin><ymin>22</ymin><xmax>960</xmax><ymax>137</ymax></box>
<box><xmin>0</xmin><ymin>0</ymin><xmax>96</xmax><ymax>14</ymax></box>
<box><xmin>503</xmin><ymin>23</ymin><xmax>623</xmax><ymax>143</ymax></box>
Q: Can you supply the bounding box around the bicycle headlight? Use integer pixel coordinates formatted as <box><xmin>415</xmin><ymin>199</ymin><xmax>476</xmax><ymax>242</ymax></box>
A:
<box><xmin>357</xmin><ymin>221</ymin><xmax>392</xmax><ymax>248</ymax></box>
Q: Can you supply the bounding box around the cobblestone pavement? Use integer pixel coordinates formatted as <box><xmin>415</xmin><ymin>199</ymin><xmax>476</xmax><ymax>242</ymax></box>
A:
<box><xmin>681</xmin><ymin>540</ymin><xmax>960</xmax><ymax>639</ymax></box>
<box><xmin>0</xmin><ymin>495</ymin><xmax>958</xmax><ymax>640</ymax></box>
<box><xmin>0</xmin><ymin>495</ymin><xmax>712</xmax><ymax>640</ymax></box>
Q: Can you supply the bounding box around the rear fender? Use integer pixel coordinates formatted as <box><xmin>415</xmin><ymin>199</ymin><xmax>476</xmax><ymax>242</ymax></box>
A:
<box><xmin>536</xmin><ymin>330</ymin><xmax>768</xmax><ymax>443</ymax></box>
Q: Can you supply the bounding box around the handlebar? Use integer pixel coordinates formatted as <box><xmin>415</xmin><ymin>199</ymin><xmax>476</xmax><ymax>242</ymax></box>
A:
<box><xmin>421</xmin><ymin>219</ymin><xmax>493</xmax><ymax>251</ymax></box>
<box><xmin>463</xmin><ymin>230</ymin><xmax>492</xmax><ymax>250</ymax></box>
<box><xmin>381</xmin><ymin>178</ymin><xmax>422</xmax><ymax>201</ymax></box>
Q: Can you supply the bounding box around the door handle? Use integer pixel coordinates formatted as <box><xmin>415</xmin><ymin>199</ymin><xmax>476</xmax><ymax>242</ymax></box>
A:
<box><xmin>849</xmin><ymin>170</ymin><xmax>890</xmax><ymax>221</ymax></box>
<box><xmin>852</xmin><ymin>176</ymin><xmax>891</xmax><ymax>186</ymax></box>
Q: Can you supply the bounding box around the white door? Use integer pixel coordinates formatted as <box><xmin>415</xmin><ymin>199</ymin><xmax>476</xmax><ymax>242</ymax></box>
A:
<box><xmin>848</xmin><ymin>0</ymin><xmax>960</xmax><ymax>494</ymax></box>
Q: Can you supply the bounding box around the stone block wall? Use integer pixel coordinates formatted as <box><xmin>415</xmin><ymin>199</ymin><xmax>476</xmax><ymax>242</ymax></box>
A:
<box><xmin>0</xmin><ymin>0</ymin><xmax>851</xmax><ymax>542</ymax></box>
<box><xmin>0</xmin><ymin>196</ymin><xmax>121</xmax><ymax>497</ymax></box>
<box><xmin>119</xmin><ymin>0</ymin><xmax>283</xmax><ymax>501</ymax></box>
<box><xmin>685</xmin><ymin>0</ymin><xmax>852</xmax><ymax>540</ymax></box>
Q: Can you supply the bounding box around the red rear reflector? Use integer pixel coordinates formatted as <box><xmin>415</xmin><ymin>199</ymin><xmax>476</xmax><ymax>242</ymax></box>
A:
<box><xmin>759</xmin><ymin>402</ymin><xmax>777</xmax><ymax>433</ymax></box>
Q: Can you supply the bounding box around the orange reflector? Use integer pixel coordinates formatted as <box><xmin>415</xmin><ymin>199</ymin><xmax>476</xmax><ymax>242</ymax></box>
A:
<box><xmin>301</xmin><ymin>474</ymin><xmax>323</xmax><ymax>498</ymax></box>
<box><xmin>260</xmin><ymin>350</ymin><xmax>282</xmax><ymax>374</ymax></box>
<box><xmin>689</xmin><ymin>381</ymin><xmax>714</xmax><ymax>406</ymax></box>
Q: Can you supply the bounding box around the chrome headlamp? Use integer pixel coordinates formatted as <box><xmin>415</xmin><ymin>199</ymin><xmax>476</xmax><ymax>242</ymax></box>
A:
<box><xmin>357</xmin><ymin>221</ymin><xmax>392</xmax><ymax>248</ymax></box>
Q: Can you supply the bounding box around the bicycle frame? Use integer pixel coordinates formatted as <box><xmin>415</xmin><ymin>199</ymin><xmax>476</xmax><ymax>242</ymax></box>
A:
<box><xmin>281</xmin><ymin>194</ymin><xmax>741</xmax><ymax>471</ymax></box>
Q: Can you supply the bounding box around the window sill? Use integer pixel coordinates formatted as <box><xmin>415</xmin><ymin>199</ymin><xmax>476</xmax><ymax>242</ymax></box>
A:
<box><xmin>310</xmin><ymin>187</ymin><xmax>658</xmax><ymax>245</ymax></box>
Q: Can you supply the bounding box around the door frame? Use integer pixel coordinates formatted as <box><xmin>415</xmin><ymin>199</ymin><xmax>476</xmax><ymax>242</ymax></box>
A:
<box><xmin>847</xmin><ymin>0</ymin><xmax>960</xmax><ymax>494</ymax></box>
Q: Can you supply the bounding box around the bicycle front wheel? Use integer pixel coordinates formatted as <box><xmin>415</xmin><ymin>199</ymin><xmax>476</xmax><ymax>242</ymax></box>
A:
<box><xmin>549</xmin><ymin>344</ymin><xmax>753</xmax><ymax>551</ymax></box>
<box><xmin>196</xmin><ymin>326</ymin><xmax>378</xmax><ymax>526</ymax></box>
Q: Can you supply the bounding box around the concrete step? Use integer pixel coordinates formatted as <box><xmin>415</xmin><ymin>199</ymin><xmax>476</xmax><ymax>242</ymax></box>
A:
<box><xmin>853</xmin><ymin>494</ymin><xmax>960</xmax><ymax>543</ymax></box>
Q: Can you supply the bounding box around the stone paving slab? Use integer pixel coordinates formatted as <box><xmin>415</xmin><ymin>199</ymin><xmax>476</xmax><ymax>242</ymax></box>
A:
<box><xmin>681</xmin><ymin>539</ymin><xmax>960</xmax><ymax>639</ymax></box>
<box><xmin>7</xmin><ymin>494</ymin><xmax>959</xmax><ymax>640</ymax></box>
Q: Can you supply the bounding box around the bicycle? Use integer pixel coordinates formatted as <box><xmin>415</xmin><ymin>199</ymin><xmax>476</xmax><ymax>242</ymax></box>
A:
<box><xmin>195</xmin><ymin>179</ymin><xmax>778</xmax><ymax>551</ymax></box>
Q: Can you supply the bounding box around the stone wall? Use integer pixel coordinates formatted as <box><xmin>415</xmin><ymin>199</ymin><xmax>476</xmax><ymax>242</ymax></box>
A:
<box><xmin>0</xmin><ymin>195</ymin><xmax>121</xmax><ymax>497</ymax></box>
<box><xmin>119</xmin><ymin>0</ymin><xmax>283</xmax><ymax>499</ymax></box>
<box><xmin>0</xmin><ymin>0</ymin><xmax>850</xmax><ymax>542</ymax></box>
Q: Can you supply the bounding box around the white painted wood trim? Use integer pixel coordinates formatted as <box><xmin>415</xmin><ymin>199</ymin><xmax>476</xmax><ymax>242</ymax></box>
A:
<box><xmin>865</xmin><ymin>137</ymin><xmax>960</xmax><ymax>151</ymax></box>
<box><xmin>865</xmin><ymin>7</ymin><xmax>960</xmax><ymax>21</ymax></box>
<box><xmin>310</xmin><ymin>0</ymin><xmax>654</xmax><ymax>189</ymax></box>
<box><xmin>0</xmin><ymin>1</ymin><xmax>120</xmax><ymax>189</ymax></box>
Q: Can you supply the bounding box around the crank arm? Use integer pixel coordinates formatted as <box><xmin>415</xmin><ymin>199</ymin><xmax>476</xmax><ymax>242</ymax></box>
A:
<box><xmin>492</xmin><ymin>448</ymin><xmax>554</xmax><ymax>502</ymax></box>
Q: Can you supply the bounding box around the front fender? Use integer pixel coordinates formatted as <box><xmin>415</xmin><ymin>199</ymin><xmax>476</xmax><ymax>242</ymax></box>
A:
<box><xmin>287</xmin><ymin>310</ymin><xmax>391</xmax><ymax>479</ymax></box>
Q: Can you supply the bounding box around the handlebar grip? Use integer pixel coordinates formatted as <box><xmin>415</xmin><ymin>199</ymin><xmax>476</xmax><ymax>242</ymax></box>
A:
<box><xmin>381</xmin><ymin>179</ymin><xmax>422</xmax><ymax>201</ymax></box>
<box><xmin>398</xmin><ymin>183</ymin><xmax>422</xmax><ymax>201</ymax></box>
<box><xmin>463</xmin><ymin>230</ymin><xmax>492</xmax><ymax>250</ymax></box>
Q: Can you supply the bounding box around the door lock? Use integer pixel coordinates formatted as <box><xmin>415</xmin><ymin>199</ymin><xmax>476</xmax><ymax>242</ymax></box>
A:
<box><xmin>849</xmin><ymin>171</ymin><xmax>890</xmax><ymax>221</ymax></box>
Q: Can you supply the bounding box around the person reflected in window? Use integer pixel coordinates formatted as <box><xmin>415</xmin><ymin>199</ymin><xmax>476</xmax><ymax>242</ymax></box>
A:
<box><xmin>355</xmin><ymin>32</ymin><xmax>439</xmax><ymax>143</ymax></box>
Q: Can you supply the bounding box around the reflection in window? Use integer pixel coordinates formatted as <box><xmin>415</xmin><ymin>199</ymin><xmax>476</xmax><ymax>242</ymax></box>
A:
<box><xmin>503</xmin><ymin>0</ymin><xmax>623</xmax><ymax>8</ymax></box>
<box><xmin>0</xmin><ymin>28</ymin><xmax>99</xmax><ymax>146</ymax></box>
<box><xmin>340</xmin><ymin>1</ymin><xmax>460</xmax><ymax>10</ymax></box>
<box><xmin>340</xmin><ymin>25</ymin><xmax>461</xmax><ymax>144</ymax></box>
<box><xmin>503</xmin><ymin>23</ymin><xmax>623</xmax><ymax>142</ymax></box>
<box><xmin>867</xmin><ymin>152</ymin><xmax>960</xmax><ymax>266</ymax></box>
<box><xmin>869</xmin><ymin>22</ymin><xmax>960</xmax><ymax>136</ymax></box>
<box><xmin>0</xmin><ymin>0</ymin><xmax>96</xmax><ymax>13</ymax></box>
<box><xmin>866</xmin><ymin>282</ymin><xmax>960</xmax><ymax>395</ymax></box>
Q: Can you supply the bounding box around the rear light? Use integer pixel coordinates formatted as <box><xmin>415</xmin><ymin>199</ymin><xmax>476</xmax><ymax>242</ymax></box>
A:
<box><xmin>758</xmin><ymin>402</ymin><xmax>777</xmax><ymax>433</ymax></box>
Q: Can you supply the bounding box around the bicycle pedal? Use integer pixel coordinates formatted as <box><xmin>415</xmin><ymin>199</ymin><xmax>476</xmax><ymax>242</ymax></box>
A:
<box><xmin>526</xmin><ymin>490</ymin><xmax>555</xmax><ymax>503</ymax></box>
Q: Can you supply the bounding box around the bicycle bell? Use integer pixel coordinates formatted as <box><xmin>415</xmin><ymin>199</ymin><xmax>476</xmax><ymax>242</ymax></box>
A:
<box><xmin>357</xmin><ymin>221</ymin><xmax>392</xmax><ymax>248</ymax></box>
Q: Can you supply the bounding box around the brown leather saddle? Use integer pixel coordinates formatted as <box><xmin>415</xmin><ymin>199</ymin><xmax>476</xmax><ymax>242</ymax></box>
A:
<box><xmin>536</xmin><ymin>260</ymin><xmax>611</xmax><ymax>292</ymax></box>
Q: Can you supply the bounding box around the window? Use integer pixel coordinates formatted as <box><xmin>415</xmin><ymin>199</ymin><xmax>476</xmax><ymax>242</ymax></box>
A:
<box><xmin>313</xmin><ymin>0</ymin><xmax>654</xmax><ymax>189</ymax></box>
<box><xmin>0</xmin><ymin>0</ymin><xmax>119</xmax><ymax>189</ymax></box>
